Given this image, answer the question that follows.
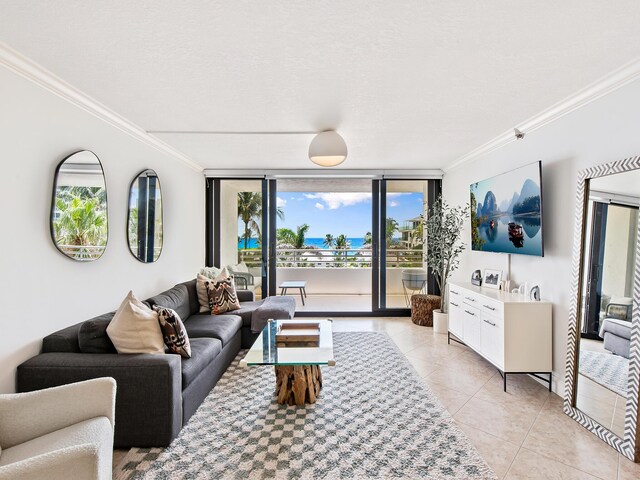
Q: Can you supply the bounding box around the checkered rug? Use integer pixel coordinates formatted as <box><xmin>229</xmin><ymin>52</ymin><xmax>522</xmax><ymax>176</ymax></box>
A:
<box><xmin>114</xmin><ymin>332</ymin><xmax>496</xmax><ymax>479</ymax></box>
<box><xmin>579</xmin><ymin>349</ymin><xmax>629</xmax><ymax>397</ymax></box>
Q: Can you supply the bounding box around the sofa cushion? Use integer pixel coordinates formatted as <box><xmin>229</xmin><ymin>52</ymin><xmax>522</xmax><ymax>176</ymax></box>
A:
<box><xmin>78</xmin><ymin>314</ymin><xmax>116</xmax><ymax>354</ymax></box>
<box><xmin>181</xmin><ymin>338</ymin><xmax>222</xmax><ymax>389</ymax></box>
<box><xmin>107</xmin><ymin>291</ymin><xmax>165</xmax><ymax>355</ymax></box>
<box><xmin>179</xmin><ymin>279</ymin><xmax>200</xmax><ymax>316</ymax></box>
<box><xmin>600</xmin><ymin>318</ymin><xmax>632</xmax><ymax>340</ymax></box>
<box><xmin>205</xmin><ymin>269</ymin><xmax>241</xmax><ymax>314</ymax></box>
<box><xmin>184</xmin><ymin>314</ymin><xmax>242</xmax><ymax>347</ymax></box>
<box><xmin>42</xmin><ymin>323</ymin><xmax>83</xmax><ymax>353</ymax></box>
<box><xmin>153</xmin><ymin>306</ymin><xmax>191</xmax><ymax>358</ymax></box>
<box><xmin>195</xmin><ymin>274</ymin><xmax>214</xmax><ymax>313</ymax></box>
<box><xmin>146</xmin><ymin>285</ymin><xmax>191</xmax><ymax>321</ymax></box>
<box><xmin>233</xmin><ymin>302</ymin><xmax>263</xmax><ymax>327</ymax></box>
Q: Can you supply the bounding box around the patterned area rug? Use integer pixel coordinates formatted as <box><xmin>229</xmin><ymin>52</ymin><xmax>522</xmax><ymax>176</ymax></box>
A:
<box><xmin>579</xmin><ymin>349</ymin><xmax>629</xmax><ymax>397</ymax></box>
<box><xmin>114</xmin><ymin>332</ymin><xmax>496</xmax><ymax>479</ymax></box>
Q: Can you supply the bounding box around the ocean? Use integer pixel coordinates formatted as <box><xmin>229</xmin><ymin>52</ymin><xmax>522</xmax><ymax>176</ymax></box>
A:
<box><xmin>237</xmin><ymin>237</ymin><xmax>367</xmax><ymax>250</ymax></box>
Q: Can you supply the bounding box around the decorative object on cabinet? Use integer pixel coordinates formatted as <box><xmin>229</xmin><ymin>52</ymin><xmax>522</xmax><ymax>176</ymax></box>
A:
<box><xmin>529</xmin><ymin>285</ymin><xmax>540</xmax><ymax>301</ymax></box>
<box><xmin>128</xmin><ymin>169</ymin><xmax>163</xmax><ymax>263</ymax></box>
<box><xmin>564</xmin><ymin>154</ymin><xmax>640</xmax><ymax>462</ymax></box>
<box><xmin>471</xmin><ymin>269</ymin><xmax>482</xmax><ymax>286</ymax></box>
<box><xmin>423</xmin><ymin>194</ymin><xmax>469</xmax><ymax>331</ymax></box>
<box><xmin>482</xmin><ymin>269</ymin><xmax>502</xmax><ymax>289</ymax></box>
<box><xmin>50</xmin><ymin>150</ymin><xmax>108</xmax><ymax>262</ymax></box>
<box><xmin>447</xmin><ymin>282</ymin><xmax>552</xmax><ymax>393</ymax></box>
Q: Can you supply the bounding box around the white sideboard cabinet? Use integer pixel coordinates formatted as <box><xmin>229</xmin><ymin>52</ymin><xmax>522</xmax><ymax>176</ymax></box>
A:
<box><xmin>448</xmin><ymin>282</ymin><xmax>553</xmax><ymax>392</ymax></box>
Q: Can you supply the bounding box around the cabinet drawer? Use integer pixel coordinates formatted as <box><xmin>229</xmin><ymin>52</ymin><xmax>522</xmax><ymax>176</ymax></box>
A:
<box><xmin>462</xmin><ymin>305</ymin><xmax>481</xmax><ymax>351</ymax></box>
<box><xmin>479</xmin><ymin>297</ymin><xmax>503</xmax><ymax>317</ymax></box>
<box><xmin>448</xmin><ymin>300</ymin><xmax>464</xmax><ymax>340</ymax></box>
<box><xmin>462</xmin><ymin>291</ymin><xmax>480</xmax><ymax>307</ymax></box>
<box><xmin>481</xmin><ymin>313</ymin><xmax>504</xmax><ymax>368</ymax></box>
<box><xmin>449</xmin><ymin>285</ymin><xmax>462</xmax><ymax>298</ymax></box>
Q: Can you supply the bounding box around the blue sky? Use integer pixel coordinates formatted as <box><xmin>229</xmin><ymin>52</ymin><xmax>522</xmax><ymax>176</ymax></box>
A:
<box><xmin>274</xmin><ymin>192</ymin><xmax>424</xmax><ymax>238</ymax></box>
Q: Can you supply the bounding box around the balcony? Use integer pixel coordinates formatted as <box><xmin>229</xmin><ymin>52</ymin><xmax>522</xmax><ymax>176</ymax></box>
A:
<box><xmin>238</xmin><ymin>248</ymin><xmax>425</xmax><ymax>311</ymax></box>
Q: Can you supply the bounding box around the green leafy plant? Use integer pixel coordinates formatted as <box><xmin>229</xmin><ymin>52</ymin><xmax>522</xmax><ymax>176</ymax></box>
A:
<box><xmin>323</xmin><ymin>233</ymin><xmax>335</xmax><ymax>248</ymax></box>
<box><xmin>423</xmin><ymin>195</ymin><xmax>469</xmax><ymax>313</ymax></box>
<box><xmin>53</xmin><ymin>191</ymin><xmax>107</xmax><ymax>259</ymax></box>
<box><xmin>237</xmin><ymin>192</ymin><xmax>284</xmax><ymax>249</ymax></box>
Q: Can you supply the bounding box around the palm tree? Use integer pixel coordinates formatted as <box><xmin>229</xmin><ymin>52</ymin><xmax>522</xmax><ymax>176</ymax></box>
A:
<box><xmin>54</xmin><ymin>193</ymin><xmax>107</xmax><ymax>259</ymax></box>
<box><xmin>335</xmin><ymin>233</ymin><xmax>351</xmax><ymax>266</ymax></box>
<box><xmin>386</xmin><ymin>217</ymin><xmax>399</xmax><ymax>246</ymax></box>
<box><xmin>323</xmin><ymin>233</ymin><xmax>335</xmax><ymax>248</ymax></box>
<box><xmin>276</xmin><ymin>228</ymin><xmax>296</xmax><ymax>246</ymax></box>
<box><xmin>237</xmin><ymin>192</ymin><xmax>261</xmax><ymax>250</ymax></box>
<box><xmin>293</xmin><ymin>224</ymin><xmax>310</xmax><ymax>249</ymax></box>
<box><xmin>237</xmin><ymin>192</ymin><xmax>284</xmax><ymax>250</ymax></box>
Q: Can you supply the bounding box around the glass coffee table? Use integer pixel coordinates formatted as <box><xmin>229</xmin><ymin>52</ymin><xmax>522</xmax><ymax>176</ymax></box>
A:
<box><xmin>240</xmin><ymin>319</ymin><xmax>335</xmax><ymax>406</ymax></box>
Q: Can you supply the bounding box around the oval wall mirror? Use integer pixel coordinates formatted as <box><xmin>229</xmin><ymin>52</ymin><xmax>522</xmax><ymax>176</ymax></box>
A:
<box><xmin>128</xmin><ymin>169</ymin><xmax>163</xmax><ymax>263</ymax></box>
<box><xmin>50</xmin><ymin>150</ymin><xmax>108</xmax><ymax>261</ymax></box>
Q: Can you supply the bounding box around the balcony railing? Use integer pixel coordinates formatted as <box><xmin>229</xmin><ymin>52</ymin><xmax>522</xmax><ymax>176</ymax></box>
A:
<box><xmin>238</xmin><ymin>248</ymin><xmax>423</xmax><ymax>268</ymax></box>
<box><xmin>58</xmin><ymin>244</ymin><xmax>106</xmax><ymax>261</ymax></box>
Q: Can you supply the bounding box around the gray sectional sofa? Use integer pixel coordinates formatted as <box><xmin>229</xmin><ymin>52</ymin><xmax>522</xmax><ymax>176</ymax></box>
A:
<box><xmin>16</xmin><ymin>279</ymin><xmax>295</xmax><ymax>448</ymax></box>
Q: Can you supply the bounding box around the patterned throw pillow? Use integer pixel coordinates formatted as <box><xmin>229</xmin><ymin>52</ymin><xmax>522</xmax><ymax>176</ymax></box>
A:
<box><xmin>153</xmin><ymin>306</ymin><xmax>191</xmax><ymax>358</ymax></box>
<box><xmin>205</xmin><ymin>268</ymin><xmax>241</xmax><ymax>314</ymax></box>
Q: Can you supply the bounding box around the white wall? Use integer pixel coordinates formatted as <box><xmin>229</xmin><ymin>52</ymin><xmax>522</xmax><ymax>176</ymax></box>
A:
<box><xmin>219</xmin><ymin>182</ymin><xmax>239</xmax><ymax>268</ymax></box>
<box><xmin>443</xmin><ymin>77</ymin><xmax>640</xmax><ymax>394</ymax></box>
<box><xmin>602</xmin><ymin>206</ymin><xmax>637</xmax><ymax>299</ymax></box>
<box><xmin>0</xmin><ymin>67</ymin><xmax>204</xmax><ymax>393</ymax></box>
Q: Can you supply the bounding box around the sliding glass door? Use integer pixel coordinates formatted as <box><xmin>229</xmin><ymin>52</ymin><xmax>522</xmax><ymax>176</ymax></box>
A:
<box><xmin>207</xmin><ymin>178</ymin><xmax>269</xmax><ymax>300</ymax></box>
<box><xmin>207</xmin><ymin>176</ymin><xmax>441</xmax><ymax>315</ymax></box>
<box><xmin>375</xmin><ymin>179</ymin><xmax>439</xmax><ymax>313</ymax></box>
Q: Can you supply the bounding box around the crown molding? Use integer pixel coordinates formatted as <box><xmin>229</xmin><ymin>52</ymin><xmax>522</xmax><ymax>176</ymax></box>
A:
<box><xmin>445</xmin><ymin>57</ymin><xmax>640</xmax><ymax>172</ymax></box>
<box><xmin>203</xmin><ymin>168</ymin><xmax>443</xmax><ymax>179</ymax></box>
<box><xmin>0</xmin><ymin>42</ymin><xmax>203</xmax><ymax>172</ymax></box>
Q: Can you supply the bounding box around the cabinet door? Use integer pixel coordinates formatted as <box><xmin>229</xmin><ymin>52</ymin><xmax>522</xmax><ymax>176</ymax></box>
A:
<box><xmin>481</xmin><ymin>312</ymin><xmax>504</xmax><ymax>368</ymax></box>
<box><xmin>463</xmin><ymin>306</ymin><xmax>481</xmax><ymax>351</ymax></box>
<box><xmin>449</xmin><ymin>299</ymin><xmax>464</xmax><ymax>339</ymax></box>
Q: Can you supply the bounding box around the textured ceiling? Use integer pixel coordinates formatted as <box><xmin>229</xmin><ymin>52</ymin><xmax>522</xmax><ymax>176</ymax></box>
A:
<box><xmin>2</xmin><ymin>1</ymin><xmax>640</xmax><ymax>169</ymax></box>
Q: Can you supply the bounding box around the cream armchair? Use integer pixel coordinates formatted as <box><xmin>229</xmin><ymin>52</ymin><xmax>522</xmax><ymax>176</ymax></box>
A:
<box><xmin>0</xmin><ymin>377</ymin><xmax>116</xmax><ymax>480</ymax></box>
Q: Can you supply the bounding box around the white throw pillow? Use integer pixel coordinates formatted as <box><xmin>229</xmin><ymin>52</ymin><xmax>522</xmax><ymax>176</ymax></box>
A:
<box><xmin>196</xmin><ymin>273</ymin><xmax>215</xmax><ymax>313</ymax></box>
<box><xmin>106</xmin><ymin>291</ymin><xmax>165</xmax><ymax>354</ymax></box>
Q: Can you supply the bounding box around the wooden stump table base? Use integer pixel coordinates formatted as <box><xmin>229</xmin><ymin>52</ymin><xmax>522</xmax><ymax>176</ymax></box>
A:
<box><xmin>275</xmin><ymin>365</ymin><xmax>323</xmax><ymax>406</ymax></box>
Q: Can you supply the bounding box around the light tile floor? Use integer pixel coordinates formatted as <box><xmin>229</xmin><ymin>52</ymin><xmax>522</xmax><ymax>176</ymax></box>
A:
<box><xmin>113</xmin><ymin>317</ymin><xmax>640</xmax><ymax>479</ymax></box>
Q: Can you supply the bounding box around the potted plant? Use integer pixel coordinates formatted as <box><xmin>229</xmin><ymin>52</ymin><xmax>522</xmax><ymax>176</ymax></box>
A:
<box><xmin>423</xmin><ymin>195</ymin><xmax>469</xmax><ymax>333</ymax></box>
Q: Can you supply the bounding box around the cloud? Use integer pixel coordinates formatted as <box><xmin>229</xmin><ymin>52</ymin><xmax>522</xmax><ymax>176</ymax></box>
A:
<box><xmin>304</xmin><ymin>192</ymin><xmax>372</xmax><ymax>209</ymax></box>
<box><xmin>277</xmin><ymin>197</ymin><xmax>287</xmax><ymax>208</ymax></box>
<box><xmin>389</xmin><ymin>201</ymin><xmax>399</xmax><ymax>207</ymax></box>
<box><xmin>315</xmin><ymin>202</ymin><xmax>325</xmax><ymax>210</ymax></box>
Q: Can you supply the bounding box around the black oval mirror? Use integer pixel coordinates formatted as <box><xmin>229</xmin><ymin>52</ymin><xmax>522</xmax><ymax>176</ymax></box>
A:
<box><xmin>128</xmin><ymin>169</ymin><xmax>163</xmax><ymax>262</ymax></box>
<box><xmin>50</xmin><ymin>151</ymin><xmax>108</xmax><ymax>261</ymax></box>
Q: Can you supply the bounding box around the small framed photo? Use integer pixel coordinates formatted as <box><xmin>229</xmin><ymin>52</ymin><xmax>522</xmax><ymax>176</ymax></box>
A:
<box><xmin>483</xmin><ymin>269</ymin><xmax>502</xmax><ymax>289</ymax></box>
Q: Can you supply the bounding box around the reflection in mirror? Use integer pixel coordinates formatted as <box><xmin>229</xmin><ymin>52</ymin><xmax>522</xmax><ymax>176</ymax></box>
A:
<box><xmin>575</xmin><ymin>169</ymin><xmax>639</xmax><ymax>438</ymax></box>
<box><xmin>51</xmin><ymin>151</ymin><xmax>108</xmax><ymax>261</ymax></box>
<box><xmin>128</xmin><ymin>169</ymin><xmax>163</xmax><ymax>263</ymax></box>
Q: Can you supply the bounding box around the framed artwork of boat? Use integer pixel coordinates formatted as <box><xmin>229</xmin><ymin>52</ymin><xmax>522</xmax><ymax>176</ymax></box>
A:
<box><xmin>470</xmin><ymin>161</ymin><xmax>544</xmax><ymax>256</ymax></box>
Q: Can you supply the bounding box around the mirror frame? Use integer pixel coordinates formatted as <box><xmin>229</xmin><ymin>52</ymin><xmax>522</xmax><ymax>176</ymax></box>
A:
<box><xmin>564</xmin><ymin>155</ymin><xmax>640</xmax><ymax>461</ymax></box>
<box><xmin>50</xmin><ymin>150</ymin><xmax>108</xmax><ymax>262</ymax></box>
<box><xmin>126</xmin><ymin>169</ymin><xmax>163</xmax><ymax>263</ymax></box>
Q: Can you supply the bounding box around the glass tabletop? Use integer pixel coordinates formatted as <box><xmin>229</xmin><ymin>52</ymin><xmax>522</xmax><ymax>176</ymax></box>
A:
<box><xmin>240</xmin><ymin>319</ymin><xmax>335</xmax><ymax>367</ymax></box>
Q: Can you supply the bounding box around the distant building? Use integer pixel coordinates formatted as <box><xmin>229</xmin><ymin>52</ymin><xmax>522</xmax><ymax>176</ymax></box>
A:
<box><xmin>399</xmin><ymin>216</ymin><xmax>423</xmax><ymax>248</ymax></box>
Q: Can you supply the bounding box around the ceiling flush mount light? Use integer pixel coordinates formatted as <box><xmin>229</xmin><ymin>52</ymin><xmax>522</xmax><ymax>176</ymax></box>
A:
<box><xmin>309</xmin><ymin>131</ymin><xmax>348</xmax><ymax>167</ymax></box>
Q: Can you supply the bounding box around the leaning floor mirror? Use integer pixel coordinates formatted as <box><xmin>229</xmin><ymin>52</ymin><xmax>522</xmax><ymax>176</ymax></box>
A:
<box><xmin>565</xmin><ymin>155</ymin><xmax>640</xmax><ymax>461</ymax></box>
